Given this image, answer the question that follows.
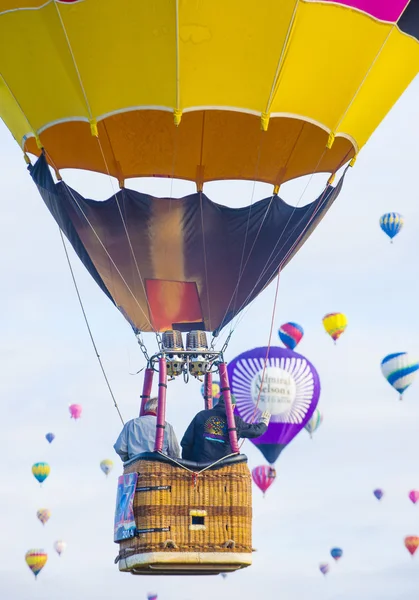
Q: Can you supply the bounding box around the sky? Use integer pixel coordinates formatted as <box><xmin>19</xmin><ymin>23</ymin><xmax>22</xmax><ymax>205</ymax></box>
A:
<box><xmin>1</xmin><ymin>76</ymin><xmax>419</xmax><ymax>600</ymax></box>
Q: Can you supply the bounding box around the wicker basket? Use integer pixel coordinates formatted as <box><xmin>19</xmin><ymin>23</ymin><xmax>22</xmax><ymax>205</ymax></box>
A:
<box><xmin>116</xmin><ymin>457</ymin><xmax>252</xmax><ymax>575</ymax></box>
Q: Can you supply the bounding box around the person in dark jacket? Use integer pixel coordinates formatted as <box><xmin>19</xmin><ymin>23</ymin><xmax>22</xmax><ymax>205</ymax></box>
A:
<box><xmin>180</xmin><ymin>396</ymin><xmax>271</xmax><ymax>463</ymax></box>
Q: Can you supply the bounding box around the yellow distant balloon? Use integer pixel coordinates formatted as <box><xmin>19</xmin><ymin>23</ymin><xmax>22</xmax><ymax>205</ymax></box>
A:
<box><xmin>25</xmin><ymin>549</ymin><xmax>47</xmax><ymax>579</ymax></box>
<box><xmin>322</xmin><ymin>313</ymin><xmax>348</xmax><ymax>343</ymax></box>
<box><xmin>100</xmin><ymin>459</ymin><xmax>113</xmax><ymax>477</ymax></box>
<box><xmin>32</xmin><ymin>462</ymin><xmax>50</xmax><ymax>485</ymax></box>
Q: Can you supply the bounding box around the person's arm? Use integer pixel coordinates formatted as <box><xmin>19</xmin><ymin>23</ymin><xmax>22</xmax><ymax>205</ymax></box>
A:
<box><xmin>166</xmin><ymin>424</ymin><xmax>181</xmax><ymax>458</ymax></box>
<box><xmin>180</xmin><ymin>418</ymin><xmax>196</xmax><ymax>460</ymax></box>
<box><xmin>235</xmin><ymin>411</ymin><xmax>271</xmax><ymax>439</ymax></box>
<box><xmin>113</xmin><ymin>425</ymin><xmax>129</xmax><ymax>462</ymax></box>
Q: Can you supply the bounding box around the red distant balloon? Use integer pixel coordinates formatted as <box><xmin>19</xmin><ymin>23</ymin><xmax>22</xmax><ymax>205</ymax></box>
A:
<box><xmin>252</xmin><ymin>465</ymin><xmax>276</xmax><ymax>496</ymax></box>
<box><xmin>408</xmin><ymin>490</ymin><xmax>419</xmax><ymax>504</ymax></box>
<box><xmin>404</xmin><ymin>536</ymin><xmax>419</xmax><ymax>557</ymax></box>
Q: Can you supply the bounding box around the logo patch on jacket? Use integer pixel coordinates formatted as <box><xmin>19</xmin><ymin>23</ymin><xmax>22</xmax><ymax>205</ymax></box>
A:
<box><xmin>203</xmin><ymin>416</ymin><xmax>227</xmax><ymax>443</ymax></box>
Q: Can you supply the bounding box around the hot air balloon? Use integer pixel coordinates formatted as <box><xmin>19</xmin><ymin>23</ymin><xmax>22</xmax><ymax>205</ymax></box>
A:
<box><xmin>36</xmin><ymin>509</ymin><xmax>51</xmax><ymax>526</ymax></box>
<box><xmin>278</xmin><ymin>322</ymin><xmax>304</xmax><ymax>351</ymax></box>
<box><xmin>1</xmin><ymin>1</ymin><xmax>417</xmax><ymax>339</ymax></box>
<box><xmin>147</xmin><ymin>594</ymin><xmax>158</xmax><ymax>600</ymax></box>
<box><xmin>322</xmin><ymin>313</ymin><xmax>347</xmax><ymax>343</ymax></box>
<box><xmin>221</xmin><ymin>573</ymin><xmax>228</xmax><ymax>579</ymax></box>
<box><xmin>200</xmin><ymin>381</ymin><xmax>221</xmax><ymax>405</ymax></box>
<box><xmin>330</xmin><ymin>548</ymin><xmax>343</xmax><ymax>562</ymax></box>
<box><xmin>408</xmin><ymin>490</ymin><xmax>419</xmax><ymax>505</ymax></box>
<box><xmin>25</xmin><ymin>550</ymin><xmax>47</xmax><ymax>579</ymax></box>
<box><xmin>380</xmin><ymin>353</ymin><xmax>419</xmax><ymax>400</ymax></box>
<box><xmin>45</xmin><ymin>432</ymin><xmax>55</xmax><ymax>444</ymax></box>
<box><xmin>404</xmin><ymin>536</ymin><xmax>419</xmax><ymax>557</ymax></box>
<box><xmin>380</xmin><ymin>213</ymin><xmax>404</xmax><ymax>242</ymax></box>
<box><xmin>32</xmin><ymin>462</ymin><xmax>50</xmax><ymax>485</ymax></box>
<box><xmin>69</xmin><ymin>404</ymin><xmax>82</xmax><ymax>419</ymax></box>
<box><xmin>228</xmin><ymin>346</ymin><xmax>320</xmax><ymax>464</ymax></box>
<box><xmin>252</xmin><ymin>465</ymin><xmax>276</xmax><ymax>496</ymax></box>
<box><xmin>373</xmin><ymin>489</ymin><xmax>384</xmax><ymax>501</ymax></box>
<box><xmin>319</xmin><ymin>563</ymin><xmax>329</xmax><ymax>576</ymax></box>
<box><xmin>100</xmin><ymin>459</ymin><xmax>113</xmax><ymax>477</ymax></box>
<box><xmin>54</xmin><ymin>540</ymin><xmax>67</xmax><ymax>557</ymax></box>
<box><xmin>305</xmin><ymin>407</ymin><xmax>323</xmax><ymax>438</ymax></box>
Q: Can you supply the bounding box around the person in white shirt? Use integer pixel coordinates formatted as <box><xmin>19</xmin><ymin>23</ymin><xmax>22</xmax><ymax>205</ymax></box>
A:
<box><xmin>113</xmin><ymin>397</ymin><xmax>180</xmax><ymax>462</ymax></box>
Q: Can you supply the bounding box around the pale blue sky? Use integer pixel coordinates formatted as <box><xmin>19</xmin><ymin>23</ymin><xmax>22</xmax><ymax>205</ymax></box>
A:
<box><xmin>1</xmin><ymin>75</ymin><xmax>419</xmax><ymax>600</ymax></box>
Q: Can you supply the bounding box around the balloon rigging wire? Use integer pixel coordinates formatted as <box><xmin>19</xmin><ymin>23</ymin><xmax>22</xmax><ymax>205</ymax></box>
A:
<box><xmin>58</xmin><ymin>228</ymin><xmax>125</xmax><ymax>426</ymax></box>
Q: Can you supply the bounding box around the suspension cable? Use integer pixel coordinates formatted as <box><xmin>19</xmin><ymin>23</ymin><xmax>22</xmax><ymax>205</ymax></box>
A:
<box><xmin>58</xmin><ymin>229</ymin><xmax>125</xmax><ymax>426</ymax></box>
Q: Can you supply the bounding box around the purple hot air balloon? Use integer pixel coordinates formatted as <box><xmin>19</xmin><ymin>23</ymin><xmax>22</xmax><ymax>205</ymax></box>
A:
<box><xmin>227</xmin><ymin>346</ymin><xmax>320</xmax><ymax>463</ymax></box>
<box><xmin>319</xmin><ymin>563</ymin><xmax>329</xmax><ymax>576</ymax></box>
<box><xmin>373</xmin><ymin>488</ymin><xmax>384</xmax><ymax>501</ymax></box>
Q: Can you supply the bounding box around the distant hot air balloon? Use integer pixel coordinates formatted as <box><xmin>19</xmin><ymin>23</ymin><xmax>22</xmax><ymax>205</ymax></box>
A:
<box><xmin>252</xmin><ymin>465</ymin><xmax>276</xmax><ymax>496</ymax></box>
<box><xmin>32</xmin><ymin>462</ymin><xmax>50</xmax><ymax>485</ymax></box>
<box><xmin>379</xmin><ymin>213</ymin><xmax>404</xmax><ymax>242</ymax></box>
<box><xmin>408</xmin><ymin>490</ymin><xmax>419</xmax><ymax>505</ymax></box>
<box><xmin>404</xmin><ymin>536</ymin><xmax>419</xmax><ymax>557</ymax></box>
<box><xmin>100</xmin><ymin>459</ymin><xmax>113</xmax><ymax>477</ymax></box>
<box><xmin>69</xmin><ymin>404</ymin><xmax>82</xmax><ymax>419</ymax></box>
<box><xmin>221</xmin><ymin>573</ymin><xmax>228</xmax><ymax>579</ymax></box>
<box><xmin>373</xmin><ymin>489</ymin><xmax>384</xmax><ymax>501</ymax></box>
<box><xmin>319</xmin><ymin>563</ymin><xmax>329</xmax><ymax>576</ymax></box>
<box><xmin>45</xmin><ymin>432</ymin><xmax>55</xmax><ymax>444</ymax></box>
<box><xmin>25</xmin><ymin>550</ymin><xmax>47</xmax><ymax>579</ymax></box>
<box><xmin>380</xmin><ymin>353</ymin><xmax>419</xmax><ymax>400</ymax></box>
<box><xmin>54</xmin><ymin>540</ymin><xmax>67</xmax><ymax>557</ymax></box>
<box><xmin>36</xmin><ymin>509</ymin><xmax>51</xmax><ymax>526</ymax></box>
<box><xmin>278</xmin><ymin>322</ymin><xmax>304</xmax><ymax>350</ymax></box>
<box><xmin>323</xmin><ymin>313</ymin><xmax>347</xmax><ymax>343</ymax></box>
<box><xmin>305</xmin><ymin>408</ymin><xmax>323</xmax><ymax>438</ymax></box>
<box><xmin>147</xmin><ymin>593</ymin><xmax>158</xmax><ymax>600</ymax></box>
<box><xmin>228</xmin><ymin>346</ymin><xmax>320</xmax><ymax>464</ymax></box>
<box><xmin>200</xmin><ymin>381</ymin><xmax>221</xmax><ymax>406</ymax></box>
<box><xmin>330</xmin><ymin>548</ymin><xmax>343</xmax><ymax>562</ymax></box>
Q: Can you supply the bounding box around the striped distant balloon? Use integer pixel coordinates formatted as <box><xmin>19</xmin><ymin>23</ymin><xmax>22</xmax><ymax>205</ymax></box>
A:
<box><xmin>404</xmin><ymin>536</ymin><xmax>419</xmax><ymax>557</ymax></box>
<box><xmin>380</xmin><ymin>353</ymin><xmax>419</xmax><ymax>400</ymax></box>
<box><xmin>305</xmin><ymin>407</ymin><xmax>323</xmax><ymax>438</ymax></box>
<box><xmin>252</xmin><ymin>465</ymin><xmax>276</xmax><ymax>496</ymax></box>
<box><xmin>380</xmin><ymin>212</ymin><xmax>404</xmax><ymax>242</ymax></box>
<box><xmin>319</xmin><ymin>563</ymin><xmax>329</xmax><ymax>576</ymax></box>
<box><xmin>36</xmin><ymin>509</ymin><xmax>51</xmax><ymax>526</ymax></box>
<box><xmin>322</xmin><ymin>313</ymin><xmax>347</xmax><ymax>343</ymax></box>
<box><xmin>25</xmin><ymin>550</ymin><xmax>47</xmax><ymax>579</ymax></box>
<box><xmin>278</xmin><ymin>322</ymin><xmax>304</xmax><ymax>350</ymax></box>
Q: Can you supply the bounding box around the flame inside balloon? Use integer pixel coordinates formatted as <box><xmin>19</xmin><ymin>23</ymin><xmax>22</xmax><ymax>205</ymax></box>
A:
<box><xmin>228</xmin><ymin>346</ymin><xmax>320</xmax><ymax>464</ymax></box>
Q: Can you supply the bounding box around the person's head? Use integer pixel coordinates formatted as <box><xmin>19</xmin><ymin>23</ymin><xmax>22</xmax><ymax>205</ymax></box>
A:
<box><xmin>144</xmin><ymin>397</ymin><xmax>158</xmax><ymax>415</ymax></box>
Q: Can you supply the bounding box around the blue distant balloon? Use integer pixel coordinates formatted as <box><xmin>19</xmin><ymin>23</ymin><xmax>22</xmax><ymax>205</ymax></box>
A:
<box><xmin>45</xmin><ymin>433</ymin><xmax>55</xmax><ymax>444</ymax></box>
<box><xmin>373</xmin><ymin>488</ymin><xmax>384</xmax><ymax>501</ymax></box>
<box><xmin>278</xmin><ymin>322</ymin><xmax>304</xmax><ymax>350</ymax></box>
<box><xmin>379</xmin><ymin>212</ymin><xmax>404</xmax><ymax>241</ymax></box>
<box><xmin>330</xmin><ymin>547</ymin><xmax>343</xmax><ymax>561</ymax></box>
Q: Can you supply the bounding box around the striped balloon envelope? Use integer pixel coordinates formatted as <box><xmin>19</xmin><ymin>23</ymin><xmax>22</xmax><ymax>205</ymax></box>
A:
<box><xmin>404</xmin><ymin>536</ymin><xmax>419</xmax><ymax>557</ymax></box>
<box><xmin>322</xmin><ymin>313</ymin><xmax>347</xmax><ymax>343</ymax></box>
<box><xmin>304</xmin><ymin>408</ymin><xmax>323</xmax><ymax>438</ymax></box>
<box><xmin>32</xmin><ymin>462</ymin><xmax>50</xmax><ymax>485</ymax></box>
<box><xmin>380</xmin><ymin>353</ymin><xmax>419</xmax><ymax>400</ymax></box>
<box><xmin>25</xmin><ymin>550</ymin><xmax>47</xmax><ymax>579</ymax></box>
<box><xmin>379</xmin><ymin>212</ymin><xmax>404</xmax><ymax>242</ymax></box>
<box><xmin>319</xmin><ymin>563</ymin><xmax>330</xmax><ymax>576</ymax></box>
<box><xmin>36</xmin><ymin>508</ymin><xmax>51</xmax><ymax>526</ymax></box>
<box><xmin>252</xmin><ymin>465</ymin><xmax>277</xmax><ymax>496</ymax></box>
<box><xmin>278</xmin><ymin>322</ymin><xmax>304</xmax><ymax>350</ymax></box>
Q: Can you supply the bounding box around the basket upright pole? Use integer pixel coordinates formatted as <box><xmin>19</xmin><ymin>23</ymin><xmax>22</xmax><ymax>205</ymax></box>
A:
<box><xmin>154</xmin><ymin>357</ymin><xmax>167</xmax><ymax>452</ymax></box>
<box><xmin>218</xmin><ymin>362</ymin><xmax>239</xmax><ymax>453</ymax></box>
<box><xmin>204</xmin><ymin>371</ymin><xmax>213</xmax><ymax>410</ymax></box>
<box><xmin>140</xmin><ymin>368</ymin><xmax>154</xmax><ymax>416</ymax></box>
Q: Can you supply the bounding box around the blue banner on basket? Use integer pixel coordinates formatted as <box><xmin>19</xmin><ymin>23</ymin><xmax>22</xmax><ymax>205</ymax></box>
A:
<box><xmin>114</xmin><ymin>473</ymin><xmax>138</xmax><ymax>542</ymax></box>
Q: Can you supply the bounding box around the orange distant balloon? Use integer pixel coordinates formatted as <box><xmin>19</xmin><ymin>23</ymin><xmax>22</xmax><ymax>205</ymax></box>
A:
<box><xmin>404</xmin><ymin>536</ymin><xmax>419</xmax><ymax>557</ymax></box>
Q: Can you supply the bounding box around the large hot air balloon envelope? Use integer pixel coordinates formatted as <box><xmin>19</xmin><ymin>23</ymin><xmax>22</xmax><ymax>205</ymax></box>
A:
<box><xmin>69</xmin><ymin>404</ymin><xmax>82</xmax><ymax>419</ymax></box>
<box><xmin>32</xmin><ymin>462</ymin><xmax>50</xmax><ymax>485</ymax></box>
<box><xmin>323</xmin><ymin>313</ymin><xmax>347</xmax><ymax>343</ymax></box>
<box><xmin>100</xmin><ymin>459</ymin><xmax>113</xmax><ymax>477</ymax></box>
<box><xmin>252</xmin><ymin>465</ymin><xmax>276</xmax><ymax>495</ymax></box>
<box><xmin>37</xmin><ymin>509</ymin><xmax>51</xmax><ymax>526</ymax></box>
<box><xmin>373</xmin><ymin>489</ymin><xmax>384</xmax><ymax>501</ymax></box>
<box><xmin>25</xmin><ymin>550</ymin><xmax>47</xmax><ymax>579</ymax></box>
<box><xmin>319</xmin><ymin>563</ymin><xmax>329</xmax><ymax>576</ymax></box>
<box><xmin>380</xmin><ymin>353</ymin><xmax>419</xmax><ymax>399</ymax></box>
<box><xmin>380</xmin><ymin>213</ymin><xmax>404</xmax><ymax>241</ymax></box>
<box><xmin>54</xmin><ymin>540</ymin><xmax>67</xmax><ymax>557</ymax></box>
<box><xmin>408</xmin><ymin>490</ymin><xmax>419</xmax><ymax>505</ymax></box>
<box><xmin>404</xmin><ymin>536</ymin><xmax>419</xmax><ymax>557</ymax></box>
<box><xmin>45</xmin><ymin>432</ymin><xmax>55</xmax><ymax>444</ymax></box>
<box><xmin>278</xmin><ymin>322</ymin><xmax>304</xmax><ymax>350</ymax></box>
<box><xmin>305</xmin><ymin>407</ymin><xmax>323</xmax><ymax>438</ymax></box>
<box><xmin>1</xmin><ymin>1</ymin><xmax>417</xmax><ymax>334</ymax></box>
<box><xmin>228</xmin><ymin>346</ymin><xmax>320</xmax><ymax>463</ymax></box>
